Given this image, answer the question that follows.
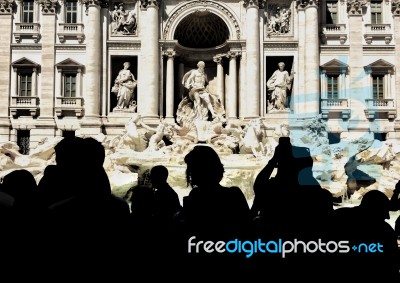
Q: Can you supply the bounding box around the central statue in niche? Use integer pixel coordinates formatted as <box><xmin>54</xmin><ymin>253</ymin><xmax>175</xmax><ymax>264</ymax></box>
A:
<box><xmin>177</xmin><ymin>61</ymin><xmax>226</xmax><ymax>125</ymax></box>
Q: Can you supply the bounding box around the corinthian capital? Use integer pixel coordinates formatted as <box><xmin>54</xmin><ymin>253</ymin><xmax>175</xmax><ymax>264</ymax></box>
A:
<box><xmin>0</xmin><ymin>0</ymin><xmax>13</xmax><ymax>14</ymax></box>
<box><xmin>347</xmin><ymin>0</ymin><xmax>367</xmax><ymax>15</ymax></box>
<box><xmin>140</xmin><ymin>0</ymin><xmax>161</xmax><ymax>9</ymax></box>
<box><xmin>82</xmin><ymin>0</ymin><xmax>101</xmax><ymax>7</ymax></box>
<box><xmin>38</xmin><ymin>0</ymin><xmax>57</xmax><ymax>14</ymax></box>
<box><xmin>163</xmin><ymin>49</ymin><xmax>176</xmax><ymax>58</ymax></box>
<box><xmin>243</xmin><ymin>0</ymin><xmax>267</xmax><ymax>9</ymax></box>
<box><xmin>296</xmin><ymin>0</ymin><xmax>319</xmax><ymax>8</ymax></box>
<box><xmin>393</xmin><ymin>0</ymin><xmax>400</xmax><ymax>15</ymax></box>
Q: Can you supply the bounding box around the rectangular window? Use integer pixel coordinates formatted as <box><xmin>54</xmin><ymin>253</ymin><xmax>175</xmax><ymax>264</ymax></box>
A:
<box><xmin>22</xmin><ymin>0</ymin><xmax>34</xmax><ymax>23</ymax></box>
<box><xmin>371</xmin><ymin>1</ymin><xmax>382</xmax><ymax>24</ymax></box>
<box><xmin>64</xmin><ymin>74</ymin><xmax>76</xmax><ymax>97</ymax></box>
<box><xmin>19</xmin><ymin>73</ymin><xmax>32</xmax><ymax>96</ymax></box>
<box><xmin>327</xmin><ymin>75</ymin><xmax>339</xmax><ymax>99</ymax></box>
<box><xmin>65</xmin><ymin>1</ymin><xmax>77</xmax><ymax>24</ymax></box>
<box><xmin>62</xmin><ymin>130</ymin><xmax>75</xmax><ymax>138</ymax></box>
<box><xmin>17</xmin><ymin>130</ymin><xmax>30</xmax><ymax>155</ymax></box>
<box><xmin>372</xmin><ymin>75</ymin><xmax>384</xmax><ymax>99</ymax></box>
<box><xmin>326</xmin><ymin>1</ymin><xmax>338</xmax><ymax>24</ymax></box>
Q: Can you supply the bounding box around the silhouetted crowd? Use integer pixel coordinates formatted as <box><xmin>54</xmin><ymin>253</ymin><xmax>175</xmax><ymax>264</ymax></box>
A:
<box><xmin>0</xmin><ymin>136</ymin><xmax>399</xmax><ymax>281</ymax></box>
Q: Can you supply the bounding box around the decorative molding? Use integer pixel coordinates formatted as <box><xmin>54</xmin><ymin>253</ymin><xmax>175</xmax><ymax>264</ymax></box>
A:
<box><xmin>38</xmin><ymin>0</ymin><xmax>57</xmax><ymax>14</ymax></box>
<box><xmin>347</xmin><ymin>0</ymin><xmax>367</xmax><ymax>15</ymax></box>
<box><xmin>263</xmin><ymin>42</ymin><xmax>298</xmax><ymax>50</ymax></box>
<box><xmin>107</xmin><ymin>41</ymin><xmax>141</xmax><ymax>50</ymax></box>
<box><xmin>163</xmin><ymin>1</ymin><xmax>241</xmax><ymax>40</ymax></box>
<box><xmin>11</xmin><ymin>43</ymin><xmax>42</xmax><ymax>50</ymax></box>
<box><xmin>55</xmin><ymin>44</ymin><xmax>86</xmax><ymax>50</ymax></box>
<box><xmin>0</xmin><ymin>0</ymin><xmax>13</xmax><ymax>14</ymax></box>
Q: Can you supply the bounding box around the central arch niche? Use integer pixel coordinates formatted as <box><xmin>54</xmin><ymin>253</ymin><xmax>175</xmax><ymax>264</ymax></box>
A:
<box><xmin>174</xmin><ymin>11</ymin><xmax>230</xmax><ymax>48</ymax></box>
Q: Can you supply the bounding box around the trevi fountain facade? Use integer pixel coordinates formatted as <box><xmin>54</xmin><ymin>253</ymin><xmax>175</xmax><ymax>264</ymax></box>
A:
<box><xmin>1</xmin><ymin>0</ymin><xmax>400</xmax><ymax>205</ymax></box>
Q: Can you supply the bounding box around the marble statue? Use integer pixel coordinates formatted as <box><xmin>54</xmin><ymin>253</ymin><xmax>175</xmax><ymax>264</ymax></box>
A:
<box><xmin>239</xmin><ymin>118</ymin><xmax>267</xmax><ymax>158</ymax></box>
<box><xmin>111</xmin><ymin>3</ymin><xmax>137</xmax><ymax>34</ymax></box>
<box><xmin>112</xmin><ymin>62</ymin><xmax>137</xmax><ymax>111</ymax></box>
<box><xmin>177</xmin><ymin>61</ymin><xmax>226</xmax><ymax>124</ymax></box>
<box><xmin>112</xmin><ymin>114</ymin><xmax>149</xmax><ymax>151</ymax></box>
<box><xmin>266</xmin><ymin>62</ymin><xmax>294</xmax><ymax>111</ymax></box>
<box><xmin>266</xmin><ymin>6</ymin><xmax>291</xmax><ymax>35</ymax></box>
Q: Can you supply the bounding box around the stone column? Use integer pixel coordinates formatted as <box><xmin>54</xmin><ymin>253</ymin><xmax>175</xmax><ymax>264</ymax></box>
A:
<box><xmin>295</xmin><ymin>2</ymin><xmax>305</xmax><ymax>114</ymax></box>
<box><xmin>226</xmin><ymin>51</ymin><xmax>239</xmax><ymax>119</ymax></box>
<box><xmin>55</xmin><ymin>69</ymin><xmax>61</xmax><ymax>97</ymax></box>
<box><xmin>138</xmin><ymin>0</ymin><xmax>161</xmax><ymax>121</ymax></box>
<box><xmin>393</xmin><ymin>1</ymin><xmax>400</xmax><ymax>129</ymax></box>
<box><xmin>239</xmin><ymin>51</ymin><xmax>246</xmax><ymax>118</ymax></box>
<box><xmin>39</xmin><ymin>0</ymin><xmax>57</xmax><ymax>119</ymax></box>
<box><xmin>0</xmin><ymin>0</ymin><xmax>13</xmax><ymax>141</ymax></box>
<box><xmin>76</xmin><ymin>69</ymin><xmax>82</xmax><ymax>98</ymax></box>
<box><xmin>213</xmin><ymin>54</ymin><xmax>225</xmax><ymax>107</ymax></box>
<box><xmin>32</xmin><ymin>67</ymin><xmax>37</xmax><ymax>98</ymax></box>
<box><xmin>163</xmin><ymin>49</ymin><xmax>176</xmax><ymax>123</ymax></box>
<box><xmin>347</xmin><ymin>0</ymin><xmax>369</xmax><ymax>129</ymax></box>
<box><xmin>304</xmin><ymin>1</ymin><xmax>320</xmax><ymax>115</ymax></box>
<box><xmin>320</xmin><ymin>70</ymin><xmax>327</xmax><ymax>99</ymax></box>
<box><xmin>243</xmin><ymin>0</ymin><xmax>263</xmax><ymax>119</ymax></box>
<box><xmin>178</xmin><ymin>59</ymin><xmax>185</xmax><ymax>100</ymax></box>
<box><xmin>82</xmin><ymin>0</ymin><xmax>101</xmax><ymax>119</ymax></box>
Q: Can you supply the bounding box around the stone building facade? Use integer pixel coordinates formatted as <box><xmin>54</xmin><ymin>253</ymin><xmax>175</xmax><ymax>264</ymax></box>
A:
<box><xmin>1</xmin><ymin>0</ymin><xmax>400</xmax><ymax>153</ymax></box>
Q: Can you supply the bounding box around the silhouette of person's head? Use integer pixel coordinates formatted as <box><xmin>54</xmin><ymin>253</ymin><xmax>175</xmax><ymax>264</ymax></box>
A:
<box><xmin>1</xmin><ymin>169</ymin><xmax>37</xmax><ymax>201</ymax></box>
<box><xmin>54</xmin><ymin>137</ymin><xmax>84</xmax><ymax>168</ymax></box>
<box><xmin>184</xmin><ymin>145</ymin><xmax>224</xmax><ymax>188</ymax></box>
<box><xmin>150</xmin><ymin>165</ymin><xmax>168</xmax><ymax>188</ymax></box>
<box><xmin>359</xmin><ymin>190</ymin><xmax>390</xmax><ymax>220</ymax></box>
<box><xmin>81</xmin><ymin>137</ymin><xmax>106</xmax><ymax>168</ymax></box>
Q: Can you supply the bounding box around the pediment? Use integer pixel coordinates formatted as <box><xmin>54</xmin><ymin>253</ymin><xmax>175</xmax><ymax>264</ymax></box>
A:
<box><xmin>364</xmin><ymin>59</ymin><xmax>394</xmax><ymax>74</ymax></box>
<box><xmin>365</xmin><ymin>59</ymin><xmax>394</xmax><ymax>69</ymax></box>
<box><xmin>12</xmin><ymin>57</ymin><xmax>40</xmax><ymax>69</ymax></box>
<box><xmin>56</xmin><ymin>58</ymin><xmax>84</xmax><ymax>70</ymax></box>
<box><xmin>320</xmin><ymin>59</ymin><xmax>348</xmax><ymax>73</ymax></box>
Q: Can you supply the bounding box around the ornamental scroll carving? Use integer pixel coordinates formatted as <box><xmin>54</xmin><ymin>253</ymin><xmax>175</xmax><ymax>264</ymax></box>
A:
<box><xmin>38</xmin><ymin>0</ymin><xmax>57</xmax><ymax>14</ymax></box>
<box><xmin>140</xmin><ymin>0</ymin><xmax>161</xmax><ymax>9</ymax></box>
<box><xmin>243</xmin><ymin>0</ymin><xmax>267</xmax><ymax>9</ymax></box>
<box><xmin>0</xmin><ymin>0</ymin><xmax>13</xmax><ymax>14</ymax></box>
<box><xmin>295</xmin><ymin>0</ymin><xmax>319</xmax><ymax>9</ymax></box>
<box><xmin>393</xmin><ymin>0</ymin><xmax>400</xmax><ymax>15</ymax></box>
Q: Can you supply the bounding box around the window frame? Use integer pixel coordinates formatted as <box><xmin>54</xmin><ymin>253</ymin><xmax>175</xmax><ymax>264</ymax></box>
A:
<box><xmin>63</xmin><ymin>72</ymin><xmax>77</xmax><ymax>98</ymax></box>
<box><xmin>65</xmin><ymin>0</ymin><xmax>78</xmax><ymax>24</ymax></box>
<box><xmin>370</xmin><ymin>1</ymin><xmax>383</xmax><ymax>24</ymax></box>
<box><xmin>18</xmin><ymin>71</ymin><xmax>33</xmax><ymax>96</ymax></box>
<box><xmin>372</xmin><ymin>74</ymin><xmax>385</xmax><ymax>100</ymax></box>
<box><xmin>326</xmin><ymin>1</ymin><xmax>338</xmax><ymax>25</ymax></box>
<box><xmin>327</xmin><ymin>74</ymin><xmax>339</xmax><ymax>99</ymax></box>
<box><xmin>22</xmin><ymin>0</ymin><xmax>34</xmax><ymax>23</ymax></box>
